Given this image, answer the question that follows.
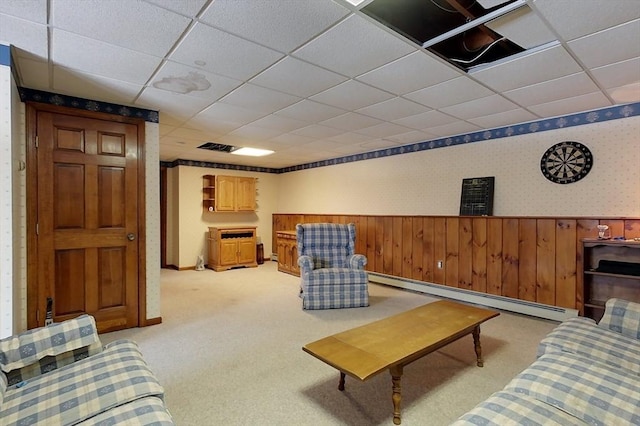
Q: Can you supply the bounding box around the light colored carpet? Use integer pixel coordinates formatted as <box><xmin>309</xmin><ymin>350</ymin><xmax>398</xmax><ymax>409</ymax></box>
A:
<box><xmin>101</xmin><ymin>261</ymin><xmax>558</xmax><ymax>426</ymax></box>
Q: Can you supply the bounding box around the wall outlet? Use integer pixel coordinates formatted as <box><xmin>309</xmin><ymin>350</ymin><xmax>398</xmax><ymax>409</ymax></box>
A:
<box><xmin>437</xmin><ymin>260</ymin><xmax>443</xmax><ymax>269</ymax></box>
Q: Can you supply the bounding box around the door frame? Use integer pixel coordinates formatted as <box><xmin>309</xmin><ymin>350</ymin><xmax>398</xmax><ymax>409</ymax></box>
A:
<box><xmin>25</xmin><ymin>102</ymin><xmax>148</xmax><ymax>330</ymax></box>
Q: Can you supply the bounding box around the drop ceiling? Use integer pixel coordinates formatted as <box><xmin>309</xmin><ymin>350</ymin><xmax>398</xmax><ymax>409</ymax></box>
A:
<box><xmin>1</xmin><ymin>0</ymin><xmax>639</xmax><ymax>169</ymax></box>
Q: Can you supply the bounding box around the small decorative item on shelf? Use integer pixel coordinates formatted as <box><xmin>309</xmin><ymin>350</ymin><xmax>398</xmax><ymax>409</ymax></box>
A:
<box><xmin>596</xmin><ymin>224</ymin><xmax>609</xmax><ymax>239</ymax></box>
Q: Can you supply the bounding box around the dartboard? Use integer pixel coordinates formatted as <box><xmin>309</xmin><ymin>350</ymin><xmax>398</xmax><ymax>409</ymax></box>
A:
<box><xmin>540</xmin><ymin>141</ymin><xmax>593</xmax><ymax>184</ymax></box>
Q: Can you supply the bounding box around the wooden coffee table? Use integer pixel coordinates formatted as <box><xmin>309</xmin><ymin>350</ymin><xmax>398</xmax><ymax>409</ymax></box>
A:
<box><xmin>302</xmin><ymin>300</ymin><xmax>499</xmax><ymax>424</ymax></box>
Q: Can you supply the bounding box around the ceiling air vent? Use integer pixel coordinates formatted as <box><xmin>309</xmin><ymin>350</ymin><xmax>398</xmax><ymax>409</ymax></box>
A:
<box><xmin>197</xmin><ymin>142</ymin><xmax>235</xmax><ymax>152</ymax></box>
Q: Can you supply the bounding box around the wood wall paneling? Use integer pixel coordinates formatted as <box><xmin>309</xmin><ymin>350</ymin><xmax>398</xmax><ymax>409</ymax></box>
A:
<box><xmin>271</xmin><ymin>214</ymin><xmax>640</xmax><ymax>314</ymax></box>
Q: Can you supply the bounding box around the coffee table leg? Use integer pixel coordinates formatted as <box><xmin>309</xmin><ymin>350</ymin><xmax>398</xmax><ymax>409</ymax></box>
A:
<box><xmin>338</xmin><ymin>372</ymin><xmax>346</xmax><ymax>391</ymax></box>
<box><xmin>390</xmin><ymin>365</ymin><xmax>403</xmax><ymax>425</ymax></box>
<box><xmin>472</xmin><ymin>325</ymin><xmax>484</xmax><ymax>367</ymax></box>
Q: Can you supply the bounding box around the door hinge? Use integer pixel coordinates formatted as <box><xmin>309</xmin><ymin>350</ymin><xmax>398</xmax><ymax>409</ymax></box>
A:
<box><xmin>35</xmin><ymin>136</ymin><xmax>39</xmax><ymax>148</ymax></box>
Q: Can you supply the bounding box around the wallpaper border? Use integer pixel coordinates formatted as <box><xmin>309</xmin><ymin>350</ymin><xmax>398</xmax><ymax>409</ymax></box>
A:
<box><xmin>18</xmin><ymin>87</ymin><xmax>159</xmax><ymax>123</ymax></box>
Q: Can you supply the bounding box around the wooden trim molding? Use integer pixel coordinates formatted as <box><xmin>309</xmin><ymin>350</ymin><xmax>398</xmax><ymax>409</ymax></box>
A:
<box><xmin>273</xmin><ymin>214</ymin><xmax>640</xmax><ymax>314</ymax></box>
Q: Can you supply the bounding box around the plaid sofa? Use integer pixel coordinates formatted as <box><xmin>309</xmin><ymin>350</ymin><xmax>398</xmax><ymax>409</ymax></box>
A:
<box><xmin>0</xmin><ymin>315</ymin><xmax>174</xmax><ymax>425</ymax></box>
<box><xmin>296</xmin><ymin>223</ymin><xmax>369</xmax><ymax>310</ymax></box>
<box><xmin>452</xmin><ymin>298</ymin><xmax>640</xmax><ymax>425</ymax></box>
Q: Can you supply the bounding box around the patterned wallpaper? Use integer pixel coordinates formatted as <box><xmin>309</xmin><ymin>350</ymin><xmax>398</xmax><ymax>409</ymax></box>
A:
<box><xmin>277</xmin><ymin>115</ymin><xmax>640</xmax><ymax>217</ymax></box>
<box><xmin>0</xmin><ymin>61</ymin><xmax>13</xmax><ymax>337</ymax></box>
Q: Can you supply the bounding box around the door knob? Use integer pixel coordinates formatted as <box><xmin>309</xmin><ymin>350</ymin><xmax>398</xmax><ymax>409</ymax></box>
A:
<box><xmin>127</xmin><ymin>233</ymin><xmax>136</xmax><ymax>241</ymax></box>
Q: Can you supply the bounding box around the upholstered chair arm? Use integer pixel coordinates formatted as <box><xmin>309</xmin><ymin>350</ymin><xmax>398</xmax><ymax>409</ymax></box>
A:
<box><xmin>297</xmin><ymin>255</ymin><xmax>315</xmax><ymax>273</ymax></box>
<box><xmin>347</xmin><ymin>254</ymin><xmax>367</xmax><ymax>269</ymax></box>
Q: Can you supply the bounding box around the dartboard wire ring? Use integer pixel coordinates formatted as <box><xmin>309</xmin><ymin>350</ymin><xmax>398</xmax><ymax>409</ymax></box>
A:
<box><xmin>540</xmin><ymin>141</ymin><xmax>592</xmax><ymax>184</ymax></box>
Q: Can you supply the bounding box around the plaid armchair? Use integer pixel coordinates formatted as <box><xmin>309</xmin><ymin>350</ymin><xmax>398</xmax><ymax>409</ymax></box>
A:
<box><xmin>296</xmin><ymin>223</ymin><xmax>369</xmax><ymax>310</ymax></box>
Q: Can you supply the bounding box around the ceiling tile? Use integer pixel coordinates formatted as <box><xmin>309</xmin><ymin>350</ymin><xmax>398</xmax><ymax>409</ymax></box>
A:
<box><xmin>151</xmin><ymin>61</ymin><xmax>242</xmax><ymax>101</ymax></box>
<box><xmin>528</xmin><ymin>92</ymin><xmax>611</xmax><ymax>118</ymax></box>
<box><xmin>356</xmin><ymin>51</ymin><xmax>460</xmax><ymax>95</ymax></box>
<box><xmin>144</xmin><ymin>0</ymin><xmax>209</xmax><ymax>17</ymax></box>
<box><xmin>327</xmin><ymin>132</ymin><xmax>372</xmax><ymax>144</ymax></box>
<box><xmin>0</xmin><ymin>14</ymin><xmax>48</xmax><ymax>60</ymax></box>
<box><xmin>486</xmin><ymin>6</ymin><xmax>556</xmax><ymax>49</ymax></box>
<box><xmin>266</xmin><ymin>133</ymin><xmax>318</xmax><ymax>146</ymax></box>
<box><xmin>384</xmin><ymin>130</ymin><xmax>436</xmax><ymax>145</ymax></box>
<box><xmin>607</xmin><ymin>83</ymin><xmax>640</xmax><ymax>104</ymax></box>
<box><xmin>354</xmin><ymin>122</ymin><xmax>413</xmax><ymax>138</ymax></box>
<box><xmin>291</xmin><ymin>124</ymin><xmax>344</xmax><ymax>139</ymax></box>
<box><xmin>293</xmin><ymin>14</ymin><xmax>415</xmax><ymax>77</ymax></box>
<box><xmin>199</xmin><ymin>0</ymin><xmax>349</xmax><ymax>53</ymax></box>
<box><xmin>136</xmin><ymin>86</ymin><xmax>213</xmax><ymax>122</ymax></box>
<box><xmin>248</xmin><ymin>114</ymin><xmax>310</xmax><ymax>132</ymax></box>
<box><xmin>169</xmin><ymin>22</ymin><xmax>284</xmax><ymax>81</ymax></box>
<box><xmin>195</xmin><ymin>102</ymin><xmax>268</xmax><ymax>124</ymax></box>
<box><xmin>591</xmin><ymin>57</ymin><xmax>640</xmax><ymax>89</ymax></box>
<box><xmin>568</xmin><ymin>19</ymin><xmax>640</xmax><ymax>69</ymax></box>
<box><xmin>440</xmin><ymin>95</ymin><xmax>519</xmax><ymax>120</ymax></box>
<box><xmin>319</xmin><ymin>112</ymin><xmax>383</xmax><ymax>131</ymax></box>
<box><xmin>52</xmin><ymin>29</ymin><xmax>163</xmax><ymax>85</ymax></box>
<box><xmin>533</xmin><ymin>0</ymin><xmax>640</xmax><ymax>41</ymax></box>
<box><xmin>0</xmin><ymin>0</ymin><xmax>47</xmax><ymax>23</ymax></box>
<box><xmin>250</xmin><ymin>57</ymin><xmax>347</xmax><ymax>97</ymax></box>
<box><xmin>393</xmin><ymin>110</ymin><xmax>458</xmax><ymax>130</ymax></box>
<box><xmin>274</xmin><ymin>99</ymin><xmax>346</xmax><ymax>122</ymax></box>
<box><xmin>52</xmin><ymin>0</ymin><xmax>191</xmax><ymax>57</ymax></box>
<box><xmin>53</xmin><ymin>66</ymin><xmax>143</xmax><ymax>104</ymax></box>
<box><xmin>503</xmin><ymin>72</ymin><xmax>600</xmax><ymax>107</ymax></box>
<box><xmin>356</xmin><ymin>97</ymin><xmax>431</xmax><ymax>121</ymax></box>
<box><xmin>310</xmin><ymin>79</ymin><xmax>394</xmax><ymax>111</ymax></box>
<box><xmin>222</xmin><ymin>125</ymin><xmax>285</xmax><ymax>142</ymax></box>
<box><xmin>468</xmin><ymin>109</ymin><xmax>538</xmax><ymax>129</ymax></box>
<box><xmin>424</xmin><ymin>121</ymin><xmax>482</xmax><ymax>137</ymax></box>
<box><xmin>219</xmin><ymin>83</ymin><xmax>301</xmax><ymax>113</ymax></box>
<box><xmin>405</xmin><ymin>77</ymin><xmax>494</xmax><ymax>109</ymax></box>
<box><xmin>472</xmin><ymin>44</ymin><xmax>582</xmax><ymax>92</ymax></box>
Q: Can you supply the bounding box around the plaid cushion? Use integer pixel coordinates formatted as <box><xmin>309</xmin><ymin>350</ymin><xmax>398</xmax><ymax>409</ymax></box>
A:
<box><xmin>301</xmin><ymin>268</ymin><xmax>369</xmax><ymax>309</ymax></box>
<box><xmin>598</xmin><ymin>298</ymin><xmax>640</xmax><ymax>340</ymax></box>
<box><xmin>537</xmin><ymin>316</ymin><xmax>640</xmax><ymax>375</ymax></box>
<box><xmin>0</xmin><ymin>340</ymin><xmax>165</xmax><ymax>426</ymax></box>
<box><xmin>5</xmin><ymin>343</ymin><xmax>103</xmax><ymax>386</ymax></box>
<box><xmin>77</xmin><ymin>396</ymin><xmax>174</xmax><ymax>426</ymax></box>
<box><xmin>0</xmin><ymin>315</ymin><xmax>100</xmax><ymax>374</ymax></box>
<box><xmin>296</xmin><ymin>223</ymin><xmax>355</xmax><ymax>269</ymax></box>
<box><xmin>505</xmin><ymin>352</ymin><xmax>640</xmax><ymax>425</ymax></box>
<box><xmin>451</xmin><ymin>390</ymin><xmax>583</xmax><ymax>426</ymax></box>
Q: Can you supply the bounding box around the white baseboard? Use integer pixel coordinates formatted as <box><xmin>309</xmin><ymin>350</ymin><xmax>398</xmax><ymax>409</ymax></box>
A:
<box><xmin>369</xmin><ymin>272</ymin><xmax>578</xmax><ymax>322</ymax></box>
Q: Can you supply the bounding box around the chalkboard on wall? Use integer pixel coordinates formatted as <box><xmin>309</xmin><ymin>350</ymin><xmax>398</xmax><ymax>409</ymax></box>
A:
<box><xmin>459</xmin><ymin>176</ymin><xmax>495</xmax><ymax>216</ymax></box>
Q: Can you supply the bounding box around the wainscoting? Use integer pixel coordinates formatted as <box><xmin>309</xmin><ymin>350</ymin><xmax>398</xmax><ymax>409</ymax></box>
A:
<box><xmin>273</xmin><ymin>214</ymin><xmax>640</xmax><ymax>315</ymax></box>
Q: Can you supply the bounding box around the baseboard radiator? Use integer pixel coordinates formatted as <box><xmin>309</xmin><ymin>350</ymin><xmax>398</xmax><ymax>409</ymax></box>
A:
<box><xmin>369</xmin><ymin>272</ymin><xmax>578</xmax><ymax>322</ymax></box>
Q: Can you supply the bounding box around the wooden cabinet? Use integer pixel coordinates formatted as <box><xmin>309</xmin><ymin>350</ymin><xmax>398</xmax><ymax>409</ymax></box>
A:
<box><xmin>203</xmin><ymin>175</ymin><xmax>256</xmax><ymax>212</ymax></box>
<box><xmin>208</xmin><ymin>227</ymin><xmax>258</xmax><ymax>271</ymax></box>
<box><xmin>277</xmin><ymin>231</ymin><xmax>299</xmax><ymax>276</ymax></box>
<box><xmin>582</xmin><ymin>239</ymin><xmax>640</xmax><ymax>321</ymax></box>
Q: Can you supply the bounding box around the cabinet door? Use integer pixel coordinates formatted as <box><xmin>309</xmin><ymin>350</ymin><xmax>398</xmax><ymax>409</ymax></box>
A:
<box><xmin>236</xmin><ymin>177</ymin><xmax>256</xmax><ymax>211</ymax></box>
<box><xmin>220</xmin><ymin>240</ymin><xmax>239</xmax><ymax>266</ymax></box>
<box><xmin>277</xmin><ymin>239</ymin><xmax>289</xmax><ymax>272</ymax></box>
<box><xmin>237</xmin><ymin>239</ymin><xmax>257</xmax><ymax>265</ymax></box>
<box><xmin>290</xmin><ymin>243</ymin><xmax>299</xmax><ymax>275</ymax></box>
<box><xmin>215</xmin><ymin>176</ymin><xmax>236</xmax><ymax>211</ymax></box>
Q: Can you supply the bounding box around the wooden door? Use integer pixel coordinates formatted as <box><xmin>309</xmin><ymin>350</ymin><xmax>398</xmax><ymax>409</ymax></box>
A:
<box><xmin>34</xmin><ymin>110</ymin><xmax>140</xmax><ymax>332</ymax></box>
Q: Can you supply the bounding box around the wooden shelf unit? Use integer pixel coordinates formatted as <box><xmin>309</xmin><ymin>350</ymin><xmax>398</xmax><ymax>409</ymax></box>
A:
<box><xmin>203</xmin><ymin>174</ymin><xmax>257</xmax><ymax>212</ymax></box>
<box><xmin>276</xmin><ymin>230</ymin><xmax>299</xmax><ymax>276</ymax></box>
<box><xmin>582</xmin><ymin>239</ymin><xmax>640</xmax><ymax>321</ymax></box>
<box><xmin>208</xmin><ymin>226</ymin><xmax>258</xmax><ymax>271</ymax></box>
